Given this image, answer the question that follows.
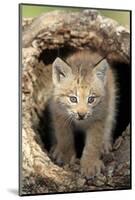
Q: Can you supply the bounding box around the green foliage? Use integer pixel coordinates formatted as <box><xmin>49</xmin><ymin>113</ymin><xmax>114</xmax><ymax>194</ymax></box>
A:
<box><xmin>21</xmin><ymin>4</ymin><xmax>130</xmax><ymax>27</ymax></box>
<box><xmin>22</xmin><ymin>5</ymin><xmax>81</xmax><ymax>17</ymax></box>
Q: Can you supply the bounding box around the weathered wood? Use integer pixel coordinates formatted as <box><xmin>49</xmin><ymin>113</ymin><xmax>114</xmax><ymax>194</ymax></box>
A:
<box><xmin>22</xmin><ymin>10</ymin><xmax>130</xmax><ymax>63</ymax></box>
<box><xmin>21</xmin><ymin>10</ymin><xmax>131</xmax><ymax>195</ymax></box>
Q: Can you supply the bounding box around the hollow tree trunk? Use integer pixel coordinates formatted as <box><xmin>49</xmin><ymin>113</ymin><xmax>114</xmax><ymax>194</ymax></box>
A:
<box><xmin>20</xmin><ymin>9</ymin><xmax>131</xmax><ymax>195</ymax></box>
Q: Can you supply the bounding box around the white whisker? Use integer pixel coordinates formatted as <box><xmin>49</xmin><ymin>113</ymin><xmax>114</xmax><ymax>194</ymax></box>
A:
<box><xmin>63</xmin><ymin>115</ymin><xmax>71</xmax><ymax>127</ymax></box>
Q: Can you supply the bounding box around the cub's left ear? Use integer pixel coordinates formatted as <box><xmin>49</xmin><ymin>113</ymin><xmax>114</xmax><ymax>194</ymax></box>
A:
<box><xmin>93</xmin><ymin>59</ymin><xmax>109</xmax><ymax>82</ymax></box>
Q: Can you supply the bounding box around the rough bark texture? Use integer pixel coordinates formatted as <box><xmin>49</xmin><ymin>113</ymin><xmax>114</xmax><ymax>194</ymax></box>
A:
<box><xmin>20</xmin><ymin>9</ymin><xmax>131</xmax><ymax>195</ymax></box>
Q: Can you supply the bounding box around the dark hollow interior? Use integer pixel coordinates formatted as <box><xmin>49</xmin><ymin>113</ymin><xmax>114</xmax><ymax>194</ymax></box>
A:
<box><xmin>37</xmin><ymin>48</ymin><xmax>131</xmax><ymax>158</ymax></box>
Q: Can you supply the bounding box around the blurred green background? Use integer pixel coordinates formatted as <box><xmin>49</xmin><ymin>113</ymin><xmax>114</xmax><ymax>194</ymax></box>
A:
<box><xmin>21</xmin><ymin>4</ymin><xmax>130</xmax><ymax>28</ymax></box>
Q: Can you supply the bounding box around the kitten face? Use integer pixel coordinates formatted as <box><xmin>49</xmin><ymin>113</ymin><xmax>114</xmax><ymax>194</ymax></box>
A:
<box><xmin>52</xmin><ymin>56</ymin><xmax>108</xmax><ymax>121</ymax></box>
<box><xmin>54</xmin><ymin>80</ymin><xmax>104</xmax><ymax>121</ymax></box>
<box><xmin>66</xmin><ymin>92</ymin><xmax>101</xmax><ymax>120</ymax></box>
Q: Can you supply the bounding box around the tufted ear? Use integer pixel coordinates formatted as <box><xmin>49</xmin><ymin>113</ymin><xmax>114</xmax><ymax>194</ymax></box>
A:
<box><xmin>52</xmin><ymin>57</ymin><xmax>72</xmax><ymax>85</ymax></box>
<box><xmin>93</xmin><ymin>59</ymin><xmax>109</xmax><ymax>82</ymax></box>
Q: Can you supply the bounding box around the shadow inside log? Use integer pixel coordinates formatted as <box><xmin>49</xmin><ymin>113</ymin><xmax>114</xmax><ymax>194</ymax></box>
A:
<box><xmin>39</xmin><ymin>46</ymin><xmax>78</xmax><ymax>65</ymax></box>
<box><xmin>111</xmin><ymin>61</ymin><xmax>131</xmax><ymax>141</ymax></box>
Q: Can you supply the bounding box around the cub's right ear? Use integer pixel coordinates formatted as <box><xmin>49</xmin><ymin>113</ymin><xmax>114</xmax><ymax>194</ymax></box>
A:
<box><xmin>93</xmin><ymin>59</ymin><xmax>109</xmax><ymax>83</ymax></box>
<box><xmin>52</xmin><ymin>57</ymin><xmax>72</xmax><ymax>85</ymax></box>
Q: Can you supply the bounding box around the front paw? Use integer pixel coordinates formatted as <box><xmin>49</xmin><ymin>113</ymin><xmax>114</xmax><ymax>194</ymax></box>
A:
<box><xmin>102</xmin><ymin>141</ymin><xmax>112</xmax><ymax>154</ymax></box>
<box><xmin>51</xmin><ymin>145</ymin><xmax>76</xmax><ymax>166</ymax></box>
<box><xmin>81</xmin><ymin>156</ymin><xmax>105</xmax><ymax>178</ymax></box>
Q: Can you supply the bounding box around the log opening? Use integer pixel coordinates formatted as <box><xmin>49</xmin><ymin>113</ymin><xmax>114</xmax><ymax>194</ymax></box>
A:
<box><xmin>34</xmin><ymin>47</ymin><xmax>131</xmax><ymax>156</ymax></box>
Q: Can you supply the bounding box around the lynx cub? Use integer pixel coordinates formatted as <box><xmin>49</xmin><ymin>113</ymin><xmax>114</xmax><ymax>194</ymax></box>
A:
<box><xmin>50</xmin><ymin>51</ymin><xmax>116</xmax><ymax>177</ymax></box>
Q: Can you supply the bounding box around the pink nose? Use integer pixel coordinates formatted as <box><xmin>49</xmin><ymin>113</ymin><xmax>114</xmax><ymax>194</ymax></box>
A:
<box><xmin>78</xmin><ymin>112</ymin><xmax>85</xmax><ymax>120</ymax></box>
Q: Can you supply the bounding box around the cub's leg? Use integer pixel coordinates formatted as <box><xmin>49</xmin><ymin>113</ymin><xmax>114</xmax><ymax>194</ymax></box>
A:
<box><xmin>81</xmin><ymin>121</ymin><xmax>105</xmax><ymax>178</ymax></box>
<box><xmin>52</xmin><ymin>118</ymin><xmax>76</xmax><ymax>166</ymax></box>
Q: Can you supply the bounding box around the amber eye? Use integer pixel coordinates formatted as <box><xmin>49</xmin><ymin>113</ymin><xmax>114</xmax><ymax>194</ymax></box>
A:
<box><xmin>69</xmin><ymin>96</ymin><xmax>78</xmax><ymax>103</ymax></box>
<box><xmin>88</xmin><ymin>96</ymin><xmax>95</xmax><ymax>104</ymax></box>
